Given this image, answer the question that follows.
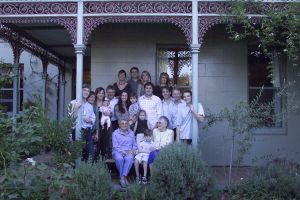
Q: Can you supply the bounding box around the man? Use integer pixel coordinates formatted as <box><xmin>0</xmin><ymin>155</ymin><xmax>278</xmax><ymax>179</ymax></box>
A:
<box><xmin>68</xmin><ymin>84</ymin><xmax>96</xmax><ymax>161</ymax></box>
<box><xmin>171</xmin><ymin>88</ymin><xmax>185</xmax><ymax>140</ymax></box>
<box><xmin>106</xmin><ymin>85</ymin><xmax>118</xmax><ymax>131</ymax></box>
<box><xmin>138</xmin><ymin>82</ymin><xmax>162</xmax><ymax>130</ymax></box>
<box><xmin>128</xmin><ymin>66</ymin><xmax>141</xmax><ymax>94</ymax></box>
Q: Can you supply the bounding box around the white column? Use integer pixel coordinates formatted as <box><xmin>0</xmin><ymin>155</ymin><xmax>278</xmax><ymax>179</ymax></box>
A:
<box><xmin>59</xmin><ymin>69</ymin><xmax>66</xmax><ymax>120</ymax></box>
<box><xmin>74</xmin><ymin>0</ymin><xmax>85</xmax><ymax>140</ymax></box>
<box><xmin>191</xmin><ymin>0</ymin><xmax>200</xmax><ymax>146</ymax></box>
<box><xmin>41</xmin><ymin>59</ymin><xmax>48</xmax><ymax>110</ymax></box>
<box><xmin>12</xmin><ymin>63</ymin><xmax>20</xmax><ymax>118</ymax></box>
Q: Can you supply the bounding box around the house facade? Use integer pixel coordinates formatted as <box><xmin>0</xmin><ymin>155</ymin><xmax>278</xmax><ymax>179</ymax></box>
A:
<box><xmin>0</xmin><ymin>0</ymin><xmax>299</xmax><ymax>166</ymax></box>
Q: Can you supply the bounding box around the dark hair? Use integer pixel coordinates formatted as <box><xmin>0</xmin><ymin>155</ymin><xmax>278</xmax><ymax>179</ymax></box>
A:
<box><xmin>183</xmin><ymin>90</ymin><xmax>192</xmax><ymax>96</ymax></box>
<box><xmin>172</xmin><ymin>87</ymin><xmax>181</xmax><ymax>93</ymax></box>
<box><xmin>106</xmin><ymin>85</ymin><xmax>115</xmax><ymax>92</ymax></box>
<box><xmin>118</xmin><ymin>69</ymin><xmax>127</xmax><ymax>77</ymax></box>
<box><xmin>159</xmin><ymin>116</ymin><xmax>169</xmax><ymax>127</ymax></box>
<box><xmin>130</xmin><ymin>66</ymin><xmax>139</xmax><ymax>73</ymax></box>
<box><xmin>144</xmin><ymin>129</ymin><xmax>152</xmax><ymax>137</ymax></box>
<box><xmin>161</xmin><ymin>86</ymin><xmax>172</xmax><ymax>93</ymax></box>
<box><xmin>159</xmin><ymin>72</ymin><xmax>170</xmax><ymax>86</ymax></box>
<box><xmin>87</xmin><ymin>91</ymin><xmax>96</xmax><ymax>103</ymax></box>
<box><xmin>82</xmin><ymin>83</ymin><xmax>90</xmax><ymax>90</ymax></box>
<box><xmin>130</xmin><ymin>92</ymin><xmax>137</xmax><ymax>99</ymax></box>
<box><xmin>95</xmin><ymin>87</ymin><xmax>105</xmax><ymax>101</ymax></box>
<box><xmin>144</xmin><ymin>82</ymin><xmax>154</xmax><ymax>89</ymax></box>
<box><xmin>117</xmin><ymin>91</ymin><xmax>130</xmax><ymax>114</ymax></box>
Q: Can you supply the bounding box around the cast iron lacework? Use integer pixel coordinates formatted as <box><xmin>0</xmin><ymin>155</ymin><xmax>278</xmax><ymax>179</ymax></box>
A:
<box><xmin>84</xmin><ymin>1</ymin><xmax>192</xmax><ymax>14</ymax></box>
<box><xmin>83</xmin><ymin>16</ymin><xmax>192</xmax><ymax>45</ymax></box>
<box><xmin>0</xmin><ymin>2</ymin><xmax>77</xmax><ymax>15</ymax></box>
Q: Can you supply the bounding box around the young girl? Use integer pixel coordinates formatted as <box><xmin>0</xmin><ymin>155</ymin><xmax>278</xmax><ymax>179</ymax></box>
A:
<box><xmin>100</xmin><ymin>97</ymin><xmax>111</xmax><ymax>130</ymax></box>
<box><xmin>128</xmin><ymin>93</ymin><xmax>140</xmax><ymax>125</ymax></box>
<box><xmin>133</xmin><ymin>110</ymin><xmax>149</xmax><ymax>144</ymax></box>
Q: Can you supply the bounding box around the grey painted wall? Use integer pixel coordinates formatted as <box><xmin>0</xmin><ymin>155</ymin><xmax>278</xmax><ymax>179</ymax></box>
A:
<box><xmin>92</xmin><ymin>24</ymin><xmax>300</xmax><ymax>165</ymax></box>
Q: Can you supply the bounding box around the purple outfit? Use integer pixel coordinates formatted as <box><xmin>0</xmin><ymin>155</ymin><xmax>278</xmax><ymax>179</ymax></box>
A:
<box><xmin>112</xmin><ymin>128</ymin><xmax>138</xmax><ymax>177</ymax></box>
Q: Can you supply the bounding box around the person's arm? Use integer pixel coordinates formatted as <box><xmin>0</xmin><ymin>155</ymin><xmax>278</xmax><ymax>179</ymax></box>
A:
<box><xmin>112</xmin><ymin>131</ymin><xmax>122</xmax><ymax>153</ymax></box>
<box><xmin>133</xmin><ymin>121</ymin><xmax>138</xmax><ymax>133</ymax></box>
<box><xmin>114</xmin><ymin>105</ymin><xmax>122</xmax><ymax>120</ymax></box>
<box><xmin>190</xmin><ymin>103</ymin><xmax>205</xmax><ymax>122</ymax></box>
<box><xmin>168</xmin><ymin>129</ymin><xmax>174</xmax><ymax>143</ymax></box>
<box><xmin>156</xmin><ymin>97</ymin><xmax>163</xmax><ymax>118</ymax></box>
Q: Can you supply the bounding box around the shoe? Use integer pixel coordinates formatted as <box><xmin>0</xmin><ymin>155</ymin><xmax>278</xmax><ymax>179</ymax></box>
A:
<box><xmin>136</xmin><ymin>176</ymin><xmax>141</xmax><ymax>184</ymax></box>
<box><xmin>124</xmin><ymin>177</ymin><xmax>130</xmax><ymax>186</ymax></box>
<box><xmin>142</xmin><ymin>176</ymin><xmax>148</xmax><ymax>184</ymax></box>
<box><xmin>120</xmin><ymin>178</ymin><xmax>127</xmax><ymax>188</ymax></box>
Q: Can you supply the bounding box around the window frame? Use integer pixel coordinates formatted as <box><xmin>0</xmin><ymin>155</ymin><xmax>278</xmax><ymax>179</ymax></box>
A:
<box><xmin>156</xmin><ymin>44</ymin><xmax>192</xmax><ymax>90</ymax></box>
<box><xmin>247</xmin><ymin>45</ymin><xmax>287</xmax><ymax>135</ymax></box>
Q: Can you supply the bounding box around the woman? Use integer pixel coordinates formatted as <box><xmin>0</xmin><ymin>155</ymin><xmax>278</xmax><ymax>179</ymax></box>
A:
<box><xmin>176</xmin><ymin>90</ymin><xmax>205</xmax><ymax>144</ymax></box>
<box><xmin>114</xmin><ymin>91</ymin><xmax>131</xmax><ymax>122</ymax></box>
<box><xmin>112</xmin><ymin>119</ymin><xmax>138</xmax><ymax>188</ymax></box>
<box><xmin>94</xmin><ymin>87</ymin><xmax>111</xmax><ymax>158</ymax></box>
<box><xmin>87</xmin><ymin>91</ymin><xmax>98</xmax><ymax>137</ymax></box>
<box><xmin>113</xmin><ymin>69</ymin><xmax>132</xmax><ymax>97</ymax></box>
<box><xmin>137</xmin><ymin>70</ymin><xmax>151</xmax><ymax>98</ymax></box>
<box><xmin>153</xmin><ymin>72</ymin><xmax>172</xmax><ymax>100</ymax></box>
<box><xmin>148</xmin><ymin>116</ymin><xmax>174</xmax><ymax>174</ymax></box>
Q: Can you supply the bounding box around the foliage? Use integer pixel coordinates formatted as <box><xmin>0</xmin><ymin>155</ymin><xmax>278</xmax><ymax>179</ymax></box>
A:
<box><xmin>230</xmin><ymin>160</ymin><xmax>300</xmax><ymax>199</ymax></box>
<box><xmin>225</xmin><ymin>0</ymin><xmax>300</xmax><ymax>65</ymax></box>
<box><xmin>150</xmin><ymin>143</ymin><xmax>214</xmax><ymax>200</ymax></box>
<box><xmin>0</xmin><ymin>99</ymin><xmax>83</xmax><ymax>169</ymax></box>
<box><xmin>0</xmin><ymin>161</ymin><xmax>49</xmax><ymax>200</ymax></box>
<box><xmin>68</xmin><ymin>161</ymin><xmax>114</xmax><ymax>200</ymax></box>
<box><xmin>118</xmin><ymin>184</ymin><xmax>150</xmax><ymax>200</ymax></box>
<box><xmin>0</xmin><ymin>61</ymin><xmax>13</xmax><ymax>88</ymax></box>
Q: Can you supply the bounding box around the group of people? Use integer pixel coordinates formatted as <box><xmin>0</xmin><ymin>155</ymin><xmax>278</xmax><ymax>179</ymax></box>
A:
<box><xmin>68</xmin><ymin>67</ymin><xmax>205</xmax><ymax>188</ymax></box>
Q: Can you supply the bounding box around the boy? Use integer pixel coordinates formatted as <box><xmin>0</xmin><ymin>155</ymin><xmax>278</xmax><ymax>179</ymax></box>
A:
<box><xmin>134</xmin><ymin>129</ymin><xmax>154</xmax><ymax>184</ymax></box>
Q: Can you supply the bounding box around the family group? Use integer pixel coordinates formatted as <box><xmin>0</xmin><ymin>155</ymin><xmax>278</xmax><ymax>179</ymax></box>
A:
<box><xmin>68</xmin><ymin>67</ymin><xmax>205</xmax><ymax>188</ymax></box>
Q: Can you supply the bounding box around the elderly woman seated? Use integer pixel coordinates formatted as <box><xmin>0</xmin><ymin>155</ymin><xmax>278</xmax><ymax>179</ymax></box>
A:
<box><xmin>112</xmin><ymin>118</ymin><xmax>137</xmax><ymax>188</ymax></box>
<box><xmin>148</xmin><ymin>116</ymin><xmax>174</xmax><ymax>174</ymax></box>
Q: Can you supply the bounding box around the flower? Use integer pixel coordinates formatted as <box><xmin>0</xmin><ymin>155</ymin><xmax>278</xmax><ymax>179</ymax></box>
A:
<box><xmin>26</xmin><ymin>158</ymin><xmax>36</xmax><ymax>166</ymax></box>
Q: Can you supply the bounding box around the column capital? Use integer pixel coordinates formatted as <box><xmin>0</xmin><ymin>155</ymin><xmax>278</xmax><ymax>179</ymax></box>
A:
<box><xmin>190</xmin><ymin>44</ymin><xmax>201</xmax><ymax>53</ymax></box>
<box><xmin>74</xmin><ymin>44</ymin><xmax>86</xmax><ymax>54</ymax></box>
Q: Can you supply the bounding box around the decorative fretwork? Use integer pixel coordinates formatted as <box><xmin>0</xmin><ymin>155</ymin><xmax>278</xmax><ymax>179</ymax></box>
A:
<box><xmin>83</xmin><ymin>16</ymin><xmax>192</xmax><ymax>45</ymax></box>
<box><xmin>0</xmin><ymin>2</ymin><xmax>77</xmax><ymax>15</ymax></box>
<box><xmin>0</xmin><ymin>17</ymin><xmax>77</xmax><ymax>44</ymax></box>
<box><xmin>84</xmin><ymin>1</ymin><xmax>192</xmax><ymax>14</ymax></box>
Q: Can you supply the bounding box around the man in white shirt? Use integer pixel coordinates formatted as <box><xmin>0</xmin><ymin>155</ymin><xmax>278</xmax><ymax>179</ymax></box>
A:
<box><xmin>138</xmin><ymin>82</ymin><xmax>162</xmax><ymax>130</ymax></box>
<box><xmin>171</xmin><ymin>88</ymin><xmax>185</xmax><ymax>140</ymax></box>
<box><xmin>176</xmin><ymin>90</ymin><xmax>205</xmax><ymax>144</ymax></box>
<box><xmin>106</xmin><ymin>85</ymin><xmax>118</xmax><ymax>131</ymax></box>
<box><xmin>68</xmin><ymin>84</ymin><xmax>96</xmax><ymax>161</ymax></box>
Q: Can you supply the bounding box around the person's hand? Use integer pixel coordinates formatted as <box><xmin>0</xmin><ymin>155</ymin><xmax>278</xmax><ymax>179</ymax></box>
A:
<box><xmin>83</xmin><ymin>117</ymin><xmax>92</xmax><ymax>123</ymax></box>
<box><xmin>103</xmin><ymin>111</ymin><xmax>110</xmax><ymax>116</ymax></box>
<box><xmin>94</xmin><ymin>133</ymin><xmax>99</xmax><ymax>142</ymax></box>
<box><xmin>74</xmin><ymin>100</ymin><xmax>82</xmax><ymax>110</ymax></box>
<box><xmin>121</xmin><ymin>151</ymin><xmax>126</xmax><ymax>156</ymax></box>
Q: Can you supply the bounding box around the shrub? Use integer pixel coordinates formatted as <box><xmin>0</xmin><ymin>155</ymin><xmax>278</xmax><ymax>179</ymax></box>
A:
<box><xmin>118</xmin><ymin>184</ymin><xmax>150</xmax><ymax>200</ymax></box>
<box><xmin>68</xmin><ymin>161</ymin><xmax>114</xmax><ymax>200</ymax></box>
<box><xmin>150</xmin><ymin>143</ymin><xmax>214</xmax><ymax>200</ymax></box>
<box><xmin>230</xmin><ymin>160</ymin><xmax>300</xmax><ymax>200</ymax></box>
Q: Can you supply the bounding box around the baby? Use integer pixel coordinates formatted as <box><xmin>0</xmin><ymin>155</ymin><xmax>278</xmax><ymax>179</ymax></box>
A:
<box><xmin>134</xmin><ymin>129</ymin><xmax>154</xmax><ymax>184</ymax></box>
<box><xmin>100</xmin><ymin>97</ymin><xmax>111</xmax><ymax>130</ymax></box>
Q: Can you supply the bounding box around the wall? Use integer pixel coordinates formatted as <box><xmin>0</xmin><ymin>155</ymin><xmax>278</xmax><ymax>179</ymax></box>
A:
<box><xmin>0</xmin><ymin>39</ymin><xmax>66</xmax><ymax>120</ymax></box>
<box><xmin>90</xmin><ymin>24</ymin><xmax>300</xmax><ymax>165</ymax></box>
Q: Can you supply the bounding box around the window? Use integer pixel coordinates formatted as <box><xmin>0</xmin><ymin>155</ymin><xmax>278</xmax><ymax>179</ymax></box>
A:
<box><xmin>248</xmin><ymin>45</ymin><xmax>286</xmax><ymax>133</ymax></box>
<box><xmin>0</xmin><ymin>63</ymin><xmax>24</xmax><ymax>113</ymax></box>
<box><xmin>157</xmin><ymin>45</ymin><xmax>191</xmax><ymax>91</ymax></box>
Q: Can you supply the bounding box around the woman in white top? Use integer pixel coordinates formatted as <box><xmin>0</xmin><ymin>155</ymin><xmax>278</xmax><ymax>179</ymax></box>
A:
<box><xmin>176</xmin><ymin>90</ymin><xmax>205</xmax><ymax>144</ymax></box>
<box><xmin>148</xmin><ymin>116</ymin><xmax>174</xmax><ymax>174</ymax></box>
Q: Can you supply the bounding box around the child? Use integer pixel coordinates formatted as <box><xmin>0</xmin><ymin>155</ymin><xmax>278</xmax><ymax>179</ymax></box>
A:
<box><xmin>134</xmin><ymin>129</ymin><xmax>154</xmax><ymax>184</ymax></box>
<box><xmin>128</xmin><ymin>93</ymin><xmax>140</xmax><ymax>125</ymax></box>
<box><xmin>100</xmin><ymin>97</ymin><xmax>111</xmax><ymax>130</ymax></box>
<box><xmin>133</xmin><ymin>110</ymin><xmax>149</xmax><ymax>144</ymax></box>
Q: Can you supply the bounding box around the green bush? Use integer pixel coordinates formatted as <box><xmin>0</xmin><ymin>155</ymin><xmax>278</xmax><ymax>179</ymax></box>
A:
<box><xmin>230</xmin><ymin>160</ymin><xmax>300</xmax><ymax>200</ymax></box>
<box><xmin>69</xmin><ymin>161</ymin><xmax>114</xmax><ymax>200</ymax></box>
<box><xmin>150</xmin><ymin>143</ymin><xmax>214</xmax><ymax>200</ymax></box>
